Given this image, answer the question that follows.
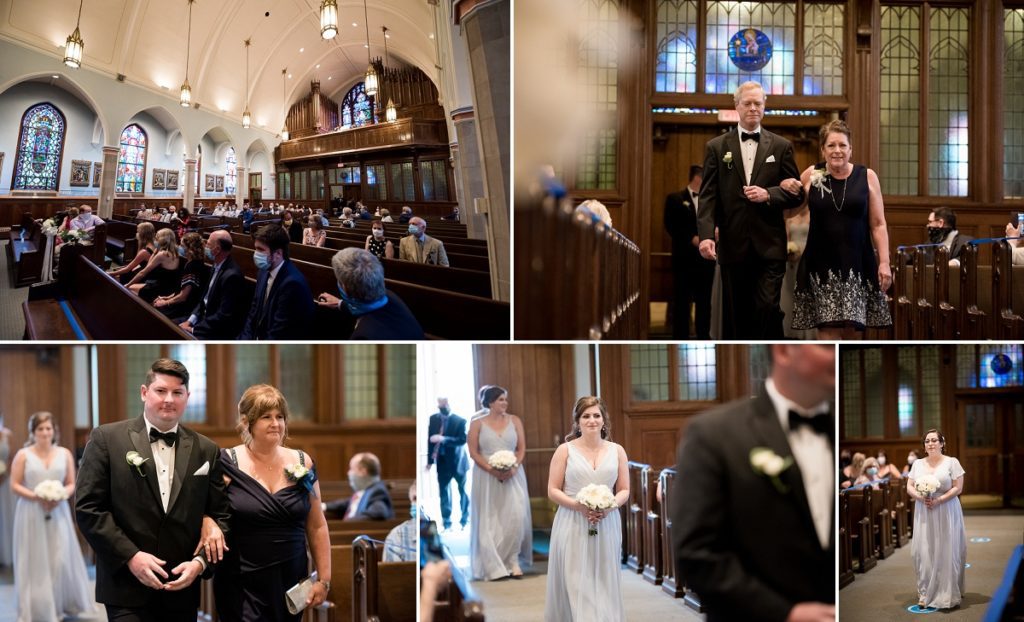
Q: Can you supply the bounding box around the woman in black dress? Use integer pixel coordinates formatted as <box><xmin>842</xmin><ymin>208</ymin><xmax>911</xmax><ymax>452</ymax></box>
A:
<box><xmin>281</xmin><ymin>211</ymin><xmax>303</xmax><ymax>243</ymax></box>
<box><xmin>153</xmin><ymin>232</ymin><xmax>210</xmax><ymax>321</ymax></box>
<box><xmin>126</xmin><ymin>227</ymin><xmax>182</xmax><ymax>303</ymax></box>
<box><xmin>211</xmin><ymin>384</ymin><xmax>331</xmax><ymax>621</ymax></box>
<box><xmin>790</xmin><ymin>119</ymin><xmax>893</xmax><ymax>339</ymax></box>
<box><xmin>364</xmin><ymin>220</ymin><xmax>394</xmax><ymax>259</ymax></box>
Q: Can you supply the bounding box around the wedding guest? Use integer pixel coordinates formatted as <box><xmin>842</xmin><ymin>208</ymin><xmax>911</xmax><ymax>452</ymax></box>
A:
<box><xmin>400</xmin><ymin>217</ymin><xmax>450</xmax><ymax>266</ymax></box>
<box><xmin>153</xmin><ymin>232</ymin><xmax>210</xmax><ymax>322</ymax></box>
<box><xmin>790</xmin><ymin>120</ymin><xmax>892</xmax><ymax>339</ymax></box>
<box><xmin>324</xmin><ymin>453</ymin><xmax>394</xmax><ymax>520</ymax></box>
<box><xmin>180</xmin><ymin>230</ymin><xmax>247</xmax><ymax>339</ymax></box>
<box><xmin>383</xmin><ymin>482</ymin><xmax>418</xmax><ymax>562</ymax></box>
<box><xmin>425</xmin><ymin>398</ymin><xmax>470</xmax><ymax>531</ymax></box>
<box><xmin>840</xmin><ymin>452</ymin><xmax>865</xmax><ymax>489</ymax></box>
<box><xmin>71</xmin><ymin>204</ymin><xmax>104</xmax><ymax>234</ymax></box>
<box><xmin>926</xmin><ymin>207</ymin><xmax>972</xmax><ymax>263</ymax></box>
<box><xmin>1004</xmin><ymin>221</ymin><xmax>1024</xmax><ymax>265</ymax></box>
<box><xmin>381</xmin><ymin>208</ymin><xmax>393</xmax><ymax>223</ymax></box>
<box><xmin>303</xmin><ymin>216</ymin><xmax>327</xmax><ymax>247</ymax></box>
<box><xmin>109</xmin><ymin>221</ymin><xmax>157</xmax><ymax>284</ymax></box>
<box><xmin>906</xmin><ymin>429</ymin><xmax>965</xmax><ymax>610</ymax></box>
<box><xmin>239</xmin><ymin>224</ymin><xmax>315</xmax><ymax>340</ymax></box>
<box><xmin>210</xmin><ymin>384</ymin><xmax>331</xmax><ymax>621</ymax></box>
<box><xmin>126</xmin><ymin>227</ymin><xmax>182</xmax><ymax>303</ymax></box>
<box><xmin>281</xmin><ymin>211</ymin><xmax>303</xmax><ymax>243</ymax></box>
<box><xmin>903</xmin><ymin>450</ymin><xmax>921</xmax><ymax>476</ymax></box>
<box><xmin>10</xmin><ymin>412</ymin><xmax>95</xmax><ymax>620</ymax></box>
<box><xmin>545</xmin><ymin>397</ymin><xmax>628</xmax><ymax>620</ymax></box>
<box><xmin>365</xmin><ymin>220</ymin><xmax>395</xmax><ymax>260</ymax></box>
<box><xmin>468</xmin><ymin>385</ymin><xmax>533</xmax><ymax>580</ymax></box>
<box><xmin>398</xmin><ymin>206</ymin><xmax>414</xmax><ymax>224</ymax></box>
<box><xmin>175</xmin><ymin>207</ymin><xmax>193</xmax><ymax>241</ymax></box>
<box><xmin>876</xmin><ymin>449</ymin><xmax>902</xmax><ymax>480</ymax></box>
<box><xmin>854</xmin><ymin>457</ymin><xmax>883</xmax><ymax>489</ymax></box>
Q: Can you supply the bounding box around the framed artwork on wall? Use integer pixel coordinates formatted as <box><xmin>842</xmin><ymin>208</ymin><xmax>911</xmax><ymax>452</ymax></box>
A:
<box><xmin>70</xmin><ymin>160</ymin><xmax>91</xmax><ymax>186</ymax></box>
<box><xmin>92</xmin><ymin>162</ymin><xmax>102</xmax><ymax>187</ymax></box>
<box><xmin>205</xmin><ymin>174</ymin><xmax>215</xmax><ymax>192</ymax></box>
<box><xmin>215</xmin><ymin>175</ymin><xmax>224</xmax><ymax>192</ymax></box>
<box><xmin>166</xmin><ymin>169</ymin><xmax>179</xmax><ymax>190</ymax></box>
<box><xmin>153</xmin><ymin>168</ymin><xmax>166</xmax><ymax>190</ymax></box>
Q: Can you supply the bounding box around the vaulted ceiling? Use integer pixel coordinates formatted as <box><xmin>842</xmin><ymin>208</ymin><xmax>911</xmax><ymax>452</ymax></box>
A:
<box><xmin>0</xmin><ymin>0</ymin><xmax>440</xmax><ymax>133</ymax></box>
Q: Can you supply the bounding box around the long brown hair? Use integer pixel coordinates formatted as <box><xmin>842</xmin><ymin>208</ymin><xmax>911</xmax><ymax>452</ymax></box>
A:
<box><xmin>565</xmin><ymin>396</ymin><xmax>610</xmax><ymax>442</ymax></box>
<box><xmin>26</xmin><ymin>411</ymin><xmax>59</xmax><ymax>446</ymax></box>
<box><xmin>922</xmin><ymin>428</ymin><xmax>946</xmax><ymax>454</ymax></box>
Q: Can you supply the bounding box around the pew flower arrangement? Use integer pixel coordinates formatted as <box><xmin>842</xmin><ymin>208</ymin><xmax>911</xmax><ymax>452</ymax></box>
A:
<box><xmin>575</xmin><ymin>483</ymin><xmax>617</xmax><ymax>536</ymax></box>
<box><xmin>809</xmin><ymin>168</ymin><xmax>831</xmax><ymax>198</ymax></box>
<box><xmin>41</xmin><ymin>218</ymin><xmax>59</xmax><ymax>236</ymax></box>
<box><xmin>126</xmin><ymin>450</ymin><xmax>149</xmax><ymax>477</ymax></box>
<box><xmin>750</xmin><ymin>447</ymin><xmax>793</xmax><ymax>494</ymax></box>
<box><xmin>285</xmin><ymin>463</ymin><xmax>317</xmax><ymax>496</ymax></box>
<box><xmin>914</xmin><ymin>475</ymin><xmax>941</xmax><ymax>500</ymax></box>
<box><xmin>33</xmin><ymin>479</ymin><xmax>69</xmax><ymax>520</ymax></box>
<box><xmin>59</xmin><ymin>228</ymin><xmax>85</xmax><ymax>244</ymax></box>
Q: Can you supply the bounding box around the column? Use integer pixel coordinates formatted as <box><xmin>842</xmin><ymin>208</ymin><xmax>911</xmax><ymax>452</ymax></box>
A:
<box><xmin>97</xmin><ymin>146</ymin><xmax>118</xmax><ymax>219</ymax></box>
<box><xmin>184</xmin><ymin>158</ymin><xmax>196</xmax><ymax>211</ymax></box>
<box><xmin>450</xmin><ymin>108</ymin><xmax>487</xmax><ymax>239</ymax></box>
<box><xmin>236</xmin><ymin>166</ymin><xmax>247</xmax><ymax>210</ymax></box>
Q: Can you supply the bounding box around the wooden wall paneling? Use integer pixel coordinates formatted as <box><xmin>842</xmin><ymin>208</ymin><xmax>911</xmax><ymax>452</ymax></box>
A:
<box><xmin>96</xmin><ymin>346</ymin><xmax>126</xmax><ymax>425</ymax></box>
<box><xmin>0</xmin><ymin>347</ymin><xmax>68</xmax><ymax>452</ymax></box>
<box><xmin>203</xmin><ymin>345</ymin><xmax>235</xmax><ymax>429</ymax></box>
<box><xmin>316</xmin><ymin>345</ymin><xmax>344</xmax><ymax>425</ymax></box>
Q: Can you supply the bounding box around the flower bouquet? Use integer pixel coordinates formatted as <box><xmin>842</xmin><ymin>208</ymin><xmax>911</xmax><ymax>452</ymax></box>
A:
<box><xmin>34</xmin><ymin>479</ymin><xmax>69</xmax><ymax>520</ymax></box>
<box><xmin>59</xmin><ymin>228</ymin><xmax>85</xmax><ymax>244</ymax></box>
<box><xmin>40</xmin><ymin>218</ymin><xmax>60</xmax><ymax>236</ymax></box>
<box><xmin>575</xmin><ymin>483</ymin><xmax>617</xmax><ymax>536</ymax></box>
<box><xmin>488</xmin><ymin>450</ymin><xmax>517</xmax><ymax>474</ymax></box>
<box><xmin>914</xmin><ymin>474</ymin><xmax>940</xmax><ymax>500</ymax></box>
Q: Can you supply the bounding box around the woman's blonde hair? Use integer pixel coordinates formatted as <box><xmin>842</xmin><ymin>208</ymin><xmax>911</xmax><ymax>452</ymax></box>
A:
<box><xmin>136</xmin><ymin>221</ymin><xmax>156</xmax><ymax>248</ymax></box>
<box><xmin>237</xmin><ymin>384</ymin><xmax>291</xmax><ymax>446</ymax></box>
<box><xmin>154</xmin><ymin>227</ymin><xmax>178</xmax><ymax>254</ymax></box>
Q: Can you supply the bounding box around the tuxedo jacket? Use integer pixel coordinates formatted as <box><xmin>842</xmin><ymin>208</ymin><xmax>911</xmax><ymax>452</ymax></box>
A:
<box><xmin>664</xmin><ymin>188</ymin><xmax>701</xmax><ymax>261</ymax></box>
<box><xmin>239</xmin><ymin>259</ymin><xmax>315</xmax><ymax>340</ymax></box>
<box><xmin>75</xmin><ymin>415</ymin><xmax>230</xmax><ymax>609</ymax></box>
<box><xmin>670</xmin><ymin>385</ymin><xmax>834</xmax><ymax>622</ymax></box>
<box><xmin>191</xmin><ymin>255</ymin><xmax>247</xmax><ymax>340</ymax></box>
<box><xmin>426</xmin><ymin>412</ymin><xmax>469</xmax><ymax>476</ymax></box>
<box><xmin>399</xmin><ymin>235</ymin><xmax>450</xmax><ymax>267</ymax></box>
<box><xmin>697</xmin><ymin>127</ymin><xmax>804</xmax><ymax>265</ymax></box>
<box><xmin>325</xmin><ymin>481</ymin><xmax>395</xmax><ymax>520</ymax></box>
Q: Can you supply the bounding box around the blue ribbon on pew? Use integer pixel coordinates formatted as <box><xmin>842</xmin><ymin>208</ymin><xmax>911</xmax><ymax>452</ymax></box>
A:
<box><xmin>982</xmin><ymin>544</ymin><xmax>1023</xmax><ymax>622</ymax></box>
<box><xmin>58</xmin><ymin>298</ymin><xmax>87</xmax><ymax>340</ymax></box>
<box><xmin>841</xmin><ymin>476</ymin><xmax>895</xmax><ymax>493</ymax></box>
<box><xmin>968</xmin><ymin>236</ymin><xmax>1023</xmax><ymax>246</ymax></box>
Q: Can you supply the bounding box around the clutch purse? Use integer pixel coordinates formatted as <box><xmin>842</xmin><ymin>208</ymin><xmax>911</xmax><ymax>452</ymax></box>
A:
<box><xmin>285</xmin><ymin>570</ymin><xmax>318</xmax><ymax>615</ymax></box>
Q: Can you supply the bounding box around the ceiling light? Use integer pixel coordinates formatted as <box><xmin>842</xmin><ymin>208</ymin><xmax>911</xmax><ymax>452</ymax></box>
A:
<box><xmin>299</xmin><ymin>47</ymin><xmax>305</xmax><ymax>53</ymax></box>
<box><xmin>242</xmin><ymin>38</ymin><xmax>252</xmax><ymax>128</ymax></box>
<box><xmin>180</xmin><ymin>0</ymin><xmax>195</xmax><ymax>108</ymax></box>
<box><xmin>63</xmin><ymin>0</ymin><xmax>85</xmax><ymax>68</ymax></box>
<box><xmin>320</xmin><ymin>0</ymin><xmax>338</xmax><ymax>39</ymax></box>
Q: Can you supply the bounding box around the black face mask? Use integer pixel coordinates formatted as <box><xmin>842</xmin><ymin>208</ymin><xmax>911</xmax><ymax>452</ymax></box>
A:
<box><xmin>927</xmin><ymin>226</ymin><xmax>951</xmax><ymax>244</ymax></box>
<box><xmin>439</xmin><ymin>407</ymin><xmax>450</xmax><ymax>415</ymax></box>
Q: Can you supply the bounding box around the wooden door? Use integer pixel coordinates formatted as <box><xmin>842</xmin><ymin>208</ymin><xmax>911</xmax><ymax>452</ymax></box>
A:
<box><xmin>959</xmin><ymin>397</ymin><xmax>1024</xmax><ymax>508</ymax></box>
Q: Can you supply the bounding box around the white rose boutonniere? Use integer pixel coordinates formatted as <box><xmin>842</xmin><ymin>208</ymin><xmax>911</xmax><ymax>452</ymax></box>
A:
<box><xmin>125</xmin><ymin>450</ymin><xmax>149</xmax><ymax>477</ymax></box>
<box><xmin>809</xmin><ymin>168</ymin><xmax>831</xmax><ymax>198</ymax></box>
<box><xmin>750</xmin><ymin>447</ymin><xmax>793</xmax><ymax>494</ymax></box>
<box><xmin>723</xmin><ymin>151</ymin><xmax>733</xmax><ymax>170</ymax></box>
<box><xmin>285</xmin><ymin>463</ymin><xmax>317</xmax><ymax>496</ymax></box>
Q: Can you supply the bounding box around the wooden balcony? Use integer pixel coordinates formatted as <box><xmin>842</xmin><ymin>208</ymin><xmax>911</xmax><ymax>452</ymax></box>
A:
<box><xmin>278</xmin><ymin>118</ymin><xmax>448</xmax><ymax>162</ymax></box>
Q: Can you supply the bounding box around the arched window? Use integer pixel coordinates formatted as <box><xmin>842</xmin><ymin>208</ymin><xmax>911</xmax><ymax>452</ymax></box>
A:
<box><xmin>12</xmin><ymin>103</ymin><xmax>67</xmax><ymax>191</ymax></box>
<box><xmin>115</xmin><ymin>124</ymin><xmax>147</xmax><ymax>193</ymax></box>
<box><xmin>340</xmin><ymin>83</ymin><xmax>375</xmax><ymax>129</ymax></box>
<box><xmin>225</xmin><ymin>147</ymin><xmax>237</xmax><ymax>196</ymax></box>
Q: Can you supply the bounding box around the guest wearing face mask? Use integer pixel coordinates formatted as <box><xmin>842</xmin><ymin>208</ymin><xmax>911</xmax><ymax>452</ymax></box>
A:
<box><xmin>324</xmin><ymin>453</ymin><xmax>394</xmax><ymax>521</ymax></box>
<box><xmin>903</xmin><ymin>450</ymin><xmax>921</xmax><ymax>476</ymax></box>
<box><xmin>840</xmin><ymin>452</ymin><xmax>865</xmax><ymax>489</ymax></box>
<box><xmin>854</xmin><ymin>457</ymin><xmax>883</xmax><ymax>489</ymax></box>
<box><xmin>838</xmin><ymin>449</ymin><xmax>852</xmax><ymax>473</ymax></box>
<box><xmin>239</xmin><ymin>224</ymin><xmax>315</xmax><ymax>340</ymax></box>
<box><xmin>875</xmin><ymin>449</ymin><xmax>902</xmax><ymax>479</ymax></box>
<box><xmin>383</xmin><ymin>482</ymin><xmax>418</xmax><ymax>562</ymax></box>
<box><xmin>281</xmin><ymin>211</ymin><xmax>303</xmax><ymax>243</ymax></box>
<box><xmin>180</xmin><ymin>230</ymin><xmax>247</xmax><ymax>339</ymax></box>
<box><xmin>399</xmin><ymin>217</ymin><xmax>449</xmax><ymax>266</ymax></box>
<box><xmin>364</xmin><ymin>220</ymin><xmax>395</xmax><ymax>259</ymax></box>
<box><xmin>925</xmin><ymin>207</ymin><xmax>972</xmax><ymax>264</ymax></box>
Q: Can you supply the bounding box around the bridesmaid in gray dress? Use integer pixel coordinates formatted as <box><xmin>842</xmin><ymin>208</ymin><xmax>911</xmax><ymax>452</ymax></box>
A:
<box><xmin>906</xmin><ymin>428</ymin><xmax>966</xmax><ymax>610</ymax></box>
<box><xmin>0</xmin><ymin>413</ymin><xmax>13</xmax><ymax>567</ymax></box>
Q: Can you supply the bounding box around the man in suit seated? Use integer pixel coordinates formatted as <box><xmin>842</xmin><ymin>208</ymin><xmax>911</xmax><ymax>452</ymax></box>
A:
<box><xmin>180</xmin><ymin>230</ymin><xmax>248</xmax><ymax>339</ymax></box>
<box><xmin>671</xmin><ymin>344</ymin><xmax>835</xmax><ymax>622</ymax></box>
<box><xmin>239</xmin><ymin>224</ymin><xmax>315</xmax><ymax>340</ymax></box>
<box><xmin>325</xmin><ymin>452</ymin><xmax>395</xmax><ymax>521</ymax></box>
<box><xmin>926</xmin><ymin>207</ymin><xmax>973</xmax><ymax>264</ymax></box>
<box><xmin>398</xmin><ymin>206</ymin><xmax>414</xmax><ymax>224</ymax></box>
<box><xmin>399</xmin><ymin>217</ymin><xmax>450</xmax><ymax>267</ymax></box>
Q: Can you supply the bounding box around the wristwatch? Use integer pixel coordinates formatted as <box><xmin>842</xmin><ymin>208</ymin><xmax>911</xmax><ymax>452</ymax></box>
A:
<box><xmin>317</xmin><ymin>579</ymin><xmax>331</xmax><ymax>592</ymax></box>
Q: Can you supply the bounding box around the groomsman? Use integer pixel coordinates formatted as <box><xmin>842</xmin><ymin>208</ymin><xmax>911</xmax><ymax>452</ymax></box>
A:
<box><xmin>671</xmin><ymin>344</ymin><xmax>835</xmax><ymax>622</ymax></box>
<box><xmin>425</xmin><ymin>397</ymin><xmax>470</xmax><ymax>530</ymax></box>
<box><xmin>697</xmin><ymin>81</ymin><xmax>804</xmax><ymax>339</ymax></box>
<box><xmin>76</xmin><ymin>358</ymin><xmax>230</xmax><ymax>622</ymax></box>
<box><xmin>665</xmin><ymin>165</ymin><xmax>714</xmax><ymax>339</ymax></box>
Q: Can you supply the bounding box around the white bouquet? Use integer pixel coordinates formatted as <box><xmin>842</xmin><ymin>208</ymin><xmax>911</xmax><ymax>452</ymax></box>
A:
<box><xmin>488</xmin><ymin>450</ymin><xmax>517</xmax><ymax>472</ymax></box>
<box><xmin>34</xmin><ymin>479</ymin><xmax>68</xmax><ymax>520</ymax></box>
<box><xmin>575</xmin><ymin>483</ymin><xmax>617</xmax><ymax>536</ymax></box>
<box><xmin>915</xmin><ymin>474</ymin><xmax>940</xmax><ymax>499</ymax></box>
<box><xmin>40</xmin><ymin>218</ymin><xmax>59</xmax><ymax>236</ymax></box>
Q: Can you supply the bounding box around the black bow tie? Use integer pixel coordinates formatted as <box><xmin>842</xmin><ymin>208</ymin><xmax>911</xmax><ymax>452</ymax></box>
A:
<box><xmin>741</xmin><ymin>131</ymin><xmax>760</xmax><ymax>142</ymax></box>
<box><xmin>149</xmin><ymin>428</ymin><xmax>178</xmax><ymax>447</ymax></box>
<box><xmin>788</xmin><ymin>410</ymin><xmax>831</xmax><ymax>438</ymax></box>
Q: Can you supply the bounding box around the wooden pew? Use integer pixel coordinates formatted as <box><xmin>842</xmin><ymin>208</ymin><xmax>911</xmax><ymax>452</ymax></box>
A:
<box><xmin>7</xmin><ymin>213</ymin><xmax>45</xmax><ymax>287</ymax></box>
<box><xmin>843</xmin><ymin>485</ymin><xmax>877</xmax><ymax>572</ymax></box>
<box><xmin>322</xmin><ymin>236</ymin><xmax>489</xmax><ymax>272</ymax></box>
<box><xmin>431</xmin><ymin>535</ymin><xmax>485</xmax><ymax>622</ymax></box>
<box><xmin>992</xmin><ymin>240</ymin><xmax>1024</xmax><ymax>339</ymax></box>
<box><xmin>658</xmin><ymin>468</ymin><xmax>685</xmax><ymax>600</ymax></box>
<box><xmin>839</xmin><ymin>491</ymin><xmax>854</xmax><ymax>589</ymax></box>
<box><xmin>351</xmin><ymin>536</ymin><xmax>416</xmax><ymax>622</ymax></box>
<box><xmin>327</xmin><ymin>544</ymin><xmax>354</xmax><ymax>622</ymax></box>
<box><xmin>104</xmin><ymin>218</ymin><xmax>141</xmax><ymax>263</ymax></box>
<box><xmin>874</xmin><ymin>481</ymin><xmax>895</xmax><ymax>559</ymax></box>
<box><xmin>625</xmin><ymin>461</ymin><xmax>647</xmax><ymax>573</ymax></box>
<box><xmin>641</xmin><ymin>466</ymin><xmax>662</xmax><ymax>586</ymax></box>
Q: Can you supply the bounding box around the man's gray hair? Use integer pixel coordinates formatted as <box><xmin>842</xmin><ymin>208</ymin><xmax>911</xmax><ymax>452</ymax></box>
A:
<box><xmin>331</xmin><ymin>247</ymin><xmax>386</xmax><ymax>302</ymax></box>
<box><xmin>734</xmin><ymin>80</ymin><xmax>765</xmax><ymax>104</ymax></box>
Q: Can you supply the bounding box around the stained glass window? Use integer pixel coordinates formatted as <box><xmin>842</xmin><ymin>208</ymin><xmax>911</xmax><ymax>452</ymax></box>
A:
<box><xmin>12</xmin><ymin>103</ymin><xmax>66</xmax><ymax>191</ymax></box>
<box><xmin>389</xmin><ymin>162</ymin><xmax>415</xmax><ymax>202</ymax></box>
<box><xmin>575</xmin><ymin>0</ymin><xmax>619</xmax><ymax>191</ymax></box>
<box><xmin>225</xmin><ymin>147</ymin><xmax>237</xmax><ymax>196</ymax></box>
<box><xmin>115</xmin><ymin>124</ymin><xmax>147</xmax><ymax>193</ymax></box>
<box><xmin>365</xmin><ymin>164</ymin><xmax>387</xmax><ymax>201</ymax></box>
<box><xmin>341</xmin><ymin>83</ymin><xmax>376</xmax><ymax>129</ymax></box>
<box><xmin>927</xmin><ymin>8</ymin><xmax>969</xmax><ymax>197</ymax></box>
<box><xmin>957</xmin><ymin>344</ymin><xmax>1024</xmax><ymax>388</ymax></box>
<box><xmin>705</xmin><ymin>2</ymin><xmax>796</xmax><ymax>95</ymax></box>
<box><xmin>677</xmin><ymin>344</ymin><xmax>717</xmax><ymax>400</ymax></box>
<box><xmin>630</xmin><ymin>345</ymin><xmax>669</xmax><ymax>401</ymax></box>
<box><xmin>880</xmin><ymin>6</ymin><xmax>921</xmax><ymax>195</ymax></box>
<box><xmin>803</xmin><ymin>3</ymin><xmax>844</xmax><ymax>95</ymax></box>
<box><xmin>655</xmin><ymin>0</ymin><xmax>699</xmax><ymax>93</ymax></box>
<box><xmin>1004</xmin><ymin>9</ymin><xmax>1024</xmax><ymax>198</ymax></box>
<box><xmin>420</xmin><ymin>160</ymin><xmax>449</xmax><ymax>201</ymax></box>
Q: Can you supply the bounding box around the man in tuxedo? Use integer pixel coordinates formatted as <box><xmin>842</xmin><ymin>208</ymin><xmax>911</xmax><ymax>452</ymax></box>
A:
<box><xmin>697</xmin><ymin>81</ymin><xmax>804</xmax><ymax>339</ymax></box>
<box><xmin>671</xmin><ymin>344</ymin><xmax>835</xmax><ymax>622</ymax></box>
<box><xmin>239</xmin><ymin>224</ymin><xmax>315</xmax><ymax>340</ymax></box>
<box><xmin>926</xmin><ymin>207</ymin><xmax>973</xmax><ymax>263</ymax></box>
<box><xmin>325</xmin><ymin>452</ymin><xmax>395</xmax><ymax>520</ymax></box>
<box><xmin>665</xmin><ymin>164</ymin><xmax>715</xmax><ymax>339</ymax></box>
<box><xmin>425</xmin><ymin>397</ymin><xmax>470</xmax><ymax>530</ymax></box>
<box><xmin>180</xmin><ymin>230</ymin><xmax>247</xmax><ymax>339</ymax></box>
<box><xmin>76</xmin><ymin>358</ymin><xmax>230</xmax><ymax>622</ymax></box>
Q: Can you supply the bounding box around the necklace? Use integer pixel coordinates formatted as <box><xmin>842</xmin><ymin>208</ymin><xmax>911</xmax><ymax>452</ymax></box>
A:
<box><xmin>246</xmin><ymin>445</ymin><xmax>278</xmax><ymax>473</ymax></box>
<box><xmin>826</xmin><ymin>168</ymin><xmax>849</xmax><ymax>212</ymax></box>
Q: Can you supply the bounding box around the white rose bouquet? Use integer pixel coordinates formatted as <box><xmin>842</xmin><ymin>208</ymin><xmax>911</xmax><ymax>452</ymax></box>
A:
<box><xmin>575</xmin><ymin>483</ymin><xmax>617</xmax><ymax>536</ymax></box>
<box><xmin>914</xmin><ymin>474</ymin><xmax>940</xmax><ymax>500</ymax></box>
<box><xmin>488</xmin><ymin>450</ymin><xmax>517</xmax><ymax>472</ymax></box>
<box><xmin>41</xmin><ymin>218</ymin><xmax>59</xmax><ymax>236</ymax></box>
<box><xmin>34</xmin><ymin>479</ymin><xmax>69</xmax><ymax>520</ymax></box>
<box><xmin>809</xmin><ymin>168</ymin><xmax>831</xmax><ymax>198</ymax></box>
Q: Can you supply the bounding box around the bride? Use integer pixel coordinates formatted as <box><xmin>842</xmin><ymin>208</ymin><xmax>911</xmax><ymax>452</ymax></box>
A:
<box><xmin>544</xmin><ymin>397</ymin><xmax>628</xmax><ymax>621</ymax></box>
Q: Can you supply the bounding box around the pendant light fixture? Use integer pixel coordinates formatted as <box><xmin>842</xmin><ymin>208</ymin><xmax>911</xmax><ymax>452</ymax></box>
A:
<box><xmin>281</xmin><ymin>69</ymin><xmax>289</xmax><ymax>141</ymax></box>
<box><xmin>382</xmin><ymin>26</ymin><xmax>396</xmax><ymax>123</ymax></box>
<box><xmin>63</xmin><ymin>0</ymin><xmax>85</xmax><ymax>68</ymax></box>
<box><xmin>362</xmin><ymin>0</ymin><xmax>377</xmax><ymax>97</ymax></box>
<box><xmin>242</xmin><ymin>39</ymin><xmax>252</xmax><ymax>128</ymax></box>
<box><xmin>180</xmin><ymin>0</ymin><xmax>195</xmax><ymax>108</ymax></box>
<box><xmin>320</xmin><ymin>0</ymin><xmax>338</xmax><ymax>40</ymax></box>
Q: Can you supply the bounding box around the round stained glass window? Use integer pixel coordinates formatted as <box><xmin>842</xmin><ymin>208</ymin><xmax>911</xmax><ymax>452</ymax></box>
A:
<box><xmin>728</xmin><ymin>28</ymin><xmax>773</xmax><ymax>71</ymax></box>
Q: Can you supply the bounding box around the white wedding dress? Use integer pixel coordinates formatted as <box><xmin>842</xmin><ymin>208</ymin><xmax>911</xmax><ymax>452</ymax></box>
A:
<box><xmin>13</xmin><ymin>449</ymin><xmax>95</xmax><ymax>621</ymax></box>
<box><xmin>544</xmin><ymin>441</ymin><xmax>625</xmax><ymax>621</ymax></box>
<box><xmin>910</xmin><ymin>456</ymin><xmax>966</xmax><ymax>609</ymax></box>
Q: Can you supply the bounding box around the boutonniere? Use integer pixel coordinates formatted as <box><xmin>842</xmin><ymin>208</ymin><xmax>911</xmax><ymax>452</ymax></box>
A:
<box><xmin>723</xmin><ymin>151</ymin><xmax>733</xmax><ymax>170</ymax></box>
<box><xmin>750</xmin><ymin>447</ymin><xmax>793</xmax><ymax>494</ymax></box>
<box><xmin>809</xmin><ymin>168</ymin><xmax>831</xmax><ymax>198</ymax></box>
<box><xmin>285</xmin><ymin>464</ymin><xmax>317</xmax><ymax>497</ymax></box>
<box><xmin>125</xmin><ymin>451</ymin><xmax>149</xmax><ymax>477</ymax></box>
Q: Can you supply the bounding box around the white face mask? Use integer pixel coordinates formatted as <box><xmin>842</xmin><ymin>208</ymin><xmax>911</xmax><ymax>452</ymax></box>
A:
<box><xmin>907</xmin><ymin>456</ymin><xmax>916</xmax><ymax>465</ymax></box>
<box><xmin>877</xmin><ymin>456</ymin><xmax>887</xmax><ymax>466</ymax></box>
<box><xmin>372</xmin><ymin>228</ymin><xmax>384</xmax><ymax>238</ymax></box>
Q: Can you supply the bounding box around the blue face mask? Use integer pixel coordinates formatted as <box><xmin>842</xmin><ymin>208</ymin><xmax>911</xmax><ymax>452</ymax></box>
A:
<box><xmin>205</xmin><ymin>247</ymin><xmax>215</xmax><ymax>261</ymax></box>
<box><xmin>177</xmin><ymin>246</ymin><xmax>186</xmax><ymax>258</ymax></box>
<box><xmin>408</xmin><ymin>225</ymin><xmax>420</xmax><ymax>236</ymax></box>
<box><xmin>409</xmin><ymin>505</ymin><xmax>417</xmax><ymax>519</ymax></box>
<box><xmin>253</xmin><ymin>250</ymin><xmax>270</xmax><ymax>270</ymax></box>
<box><xmin>337</xmin><ymin>283</ymin><xmax>388</xmax><ymax>316</ymax></box>
<box><xmin>866</xmin><ymin>467</ymin><xmax>878</xmax><ymax>476</ymax></box>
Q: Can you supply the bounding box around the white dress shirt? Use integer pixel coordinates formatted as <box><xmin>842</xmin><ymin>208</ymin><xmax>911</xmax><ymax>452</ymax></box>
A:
<box><xmin>764</xmin><ymin>378</ymin><xmax>833</xmax><ymax>550</ymax></box>
<box><xmin>738</xmin><ymin>123</ymin><xmax>762</xmax><ymax>186</ymax></box>
<box><xmin>143</xmin><ymin>418</ymin><xmax>178</xmax><ymax>512</ymax></box>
